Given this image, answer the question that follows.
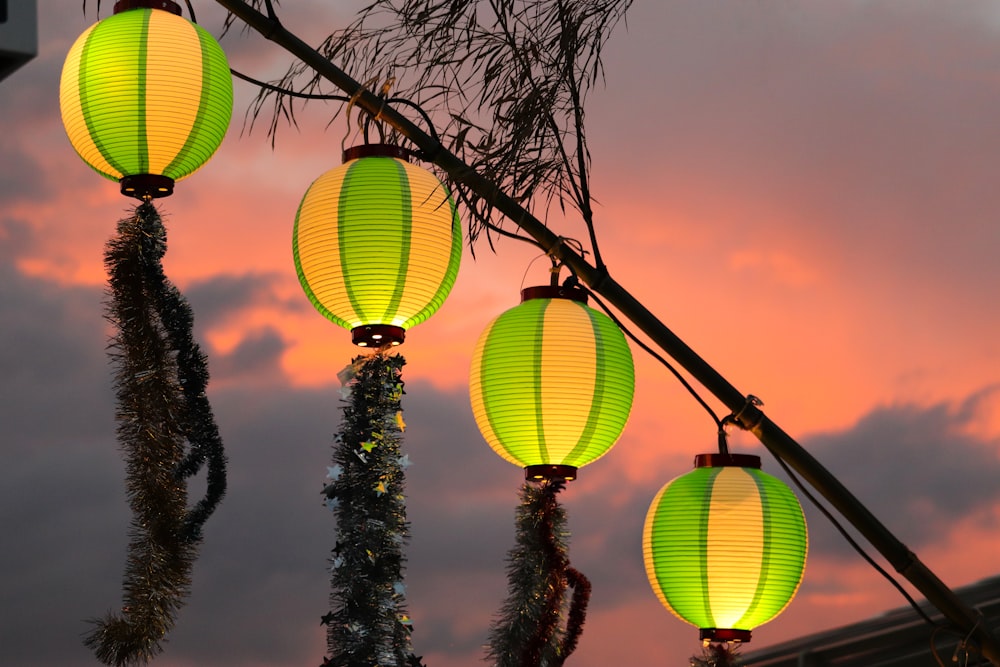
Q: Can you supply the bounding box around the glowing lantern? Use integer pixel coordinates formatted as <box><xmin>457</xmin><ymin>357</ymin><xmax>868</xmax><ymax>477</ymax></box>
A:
<box><xmin>469</xmin><ymin>285</ymin><xmax>635</xmax><ymax>480</ymax></box>
<box><xmin>59</xmin><ymin>0</ymin><xmax>233</xmax><ymax>198</ymax></box>
<box><xmin>643</xmin><ymin>453</ymin><xmax>808</xmax><ymax>643</ymax></box>
<box><xmin>293</xmin><ymin>144</ymin><xmax>463</xmax><ymax>347</ymax></box>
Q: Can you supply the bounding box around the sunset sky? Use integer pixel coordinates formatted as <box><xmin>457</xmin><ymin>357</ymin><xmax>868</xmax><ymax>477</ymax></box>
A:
<box><xmin>2</xmin><ymin>1</ymin><xmax>999</xmax><ymax>666</ymax></box>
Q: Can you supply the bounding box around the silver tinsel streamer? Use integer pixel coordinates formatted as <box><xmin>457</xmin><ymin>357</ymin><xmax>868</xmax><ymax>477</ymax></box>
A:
<box><xmin>320</xmin><ymin>352</ymin><xmax>423</xmax><ymax>667</ymax></box>
<box><xmin>85</xmin><ymin>202</ymin><xmax>226</xmax><ymax>666</ymax></box>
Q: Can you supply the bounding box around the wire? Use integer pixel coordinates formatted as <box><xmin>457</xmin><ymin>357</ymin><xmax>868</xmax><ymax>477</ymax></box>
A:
<box><xmin>571</xmin><ymin>278</ymin><xmax>722</xmax><ymax>430</ymax></box>
<box><xmin>931</xmin><ymin>625</ymin><xmax>950</xmax><ymax>667</ymax></box>
<box><xmin>384</xmin><ymin>97</ymin><xmax>442</xmax><ymax>149</ymax></box>
<box><xmin>230</xmin><ymin>70</ymin><xmax>448</xmax><ymax>154</ymax></box>
<box><xmin>231</xmin><ymin>68</ymin><xmax>350</xmax><ymax>102</ymax></box>
<box><xmin>229</xmin><ymin>54</ymin><xmax>979</xmax><ymax>642</ymax></box>
<box><xmin>573</xmin><ymin>274</ymin><xmax>950</xmax><ymax>630</ymax></box>
<box><xmin>769</xmin><ymin>452</ymin><xmax>938</xmax><ymax>627</ymax></box>
<box><xmin>234</xmin><ymin>67</ymin><xmax>544</xmax><ymax>257</ymax></box>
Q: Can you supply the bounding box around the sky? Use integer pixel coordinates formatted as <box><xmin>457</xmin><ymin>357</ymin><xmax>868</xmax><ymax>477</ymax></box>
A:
<box><xmin>2</xmin><ymin>1</ymin><xmax>1000</xmax><ymax>666</ymax></box>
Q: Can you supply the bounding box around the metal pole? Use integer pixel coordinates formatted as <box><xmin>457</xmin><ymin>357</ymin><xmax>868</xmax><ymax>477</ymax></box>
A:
<box><xmin>211</xmin><ymin>1</ymin><xmax>1000</xmax><ymax>661</ymax></box>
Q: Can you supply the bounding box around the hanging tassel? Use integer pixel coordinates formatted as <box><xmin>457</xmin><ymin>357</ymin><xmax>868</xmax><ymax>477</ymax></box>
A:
<box><xmin>320</xmin><ymin>351</ymin><xmax>423</xmax><ymax>667</ymax></box>
<box><xmin>487</xmin><ymin>480</ymin><xmax>591</xmax><ymax>667</ymax></box>
<box><xmin>85</xmin><ymin>201</ymin><xmax>227</xmax><ymax>666</ymax></box>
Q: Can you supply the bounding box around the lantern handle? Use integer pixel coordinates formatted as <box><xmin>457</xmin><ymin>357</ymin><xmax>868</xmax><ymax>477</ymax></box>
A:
<box><xmin>384</xmin><ymin>98</ymin><xmax>442</xmax><ymax>159</ymax></box>
<box><xmin>717</xmin><ymin>400</ymin><xmax>762</xmax><ymax>456</ymax></box>
<box><xmin>717</xmin><ymin>419</ymin><xmax>731</xmax><ymax>456</ymax></box>
<box><xmin>340</xmin><ymin>79</ymin><xmax>444</xmax><ymax>159</ymax></box>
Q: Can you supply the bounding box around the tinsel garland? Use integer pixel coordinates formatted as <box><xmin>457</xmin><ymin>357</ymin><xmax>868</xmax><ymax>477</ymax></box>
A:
<box><xmin>320</xmin><ymin>352</ymin><xmax>424</xmax><ymax>667</ymax></box>
<box><xmin>689</xmin><ymin>643</ymin><xmax>744</xmax><ymax>667</ymax></box>
<box><xmin>85</xmin><ymin>202</ymin><xmax>227</xmax><ymax>666</ymax></box>
<box><xmin>487</xmin><ymin>481</ymin><xmax>591</xmax><ymax>667</ymax></box>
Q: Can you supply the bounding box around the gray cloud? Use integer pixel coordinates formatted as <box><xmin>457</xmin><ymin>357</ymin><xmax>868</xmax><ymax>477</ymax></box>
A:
<box><xmin>0</xmin><ymin>217</ymin><xmax>40</xmax><ymax>264</ymax></box>
<box><xmin>0</xmin><ymin>238</ymin><xmax>650</xmax><ymax>665</ymax></box>
<box><xmin>185</xmin><ymin>272</ymin><xmax>306</xmax><ymax>331</ymax></box>
<box><xmin>208</xmin><ymin>325</ymin><xmax>288</xmax><ymax>383</ymax></box>
<box><xmin>0</xmin><ymin>265</ymin><xmax>110</xmax><ymax>447</ymax></box>
<box><xmin>0</xmin><ymin>263</ymin><xmax>127</xmax><ymax>665</ymax></box>
<box><xmin>2</xmin><ymin>227</ymin><xmax>998</xmax><ymax>667</ymax></box>
<box><xmin>0</xmin><ymin>139</ymin><xmax>48</xmax><ymax>203</ymax></box>
<box><xmin>790</xmin><ymin>389</ymin><xmax>1000</xmax><ymax>558</ymax></box>
<box><xmin>4</xmin><ymin>1</ymin><xmax>1000</xmax><ymax>666</ymax></box>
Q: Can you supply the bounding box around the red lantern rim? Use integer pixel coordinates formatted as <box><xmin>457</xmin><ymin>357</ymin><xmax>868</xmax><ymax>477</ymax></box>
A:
<box><xmin>524</xmin><ymin>464</ymin><xmax>578</xmax><ymax>481</ymax></box>
<box><xmin>113</xmin><ymin>0</ymin><xmax>182</xmax><ymax>15</ymax></box>
<box><xmin>342</xmin><ymin>144</ymin><xmax>412</xmax><ymax>163</ymax></box>
<box><xmin>700</xmin><ymin>628</ymin><xmax>753</xmax><ymax>643</ymax></box>
<box><xmin>693</xmin><ymin>453</ymin><xmax>761</xmax><ymax>469</ymax></box>
<box><xmin>120</xmin><ymin>174</ymin><xmax>175</xmax><ymax>199</ymax></box>
<box><xmin>351</xmin><ymin>324</ymin><xmax>405</xmax><ymax>348</ymax></box>
<box><xmin>520</xmin><ymin>285</ymin><xmax>588</xmax><ymax>304</ymax></box>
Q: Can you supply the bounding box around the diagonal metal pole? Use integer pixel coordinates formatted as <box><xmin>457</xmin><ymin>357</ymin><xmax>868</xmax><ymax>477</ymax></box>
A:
<box><xmin>211</xmin><ymin>1</ymin><xmax>1000</xmax><ymax>662</ymax></box>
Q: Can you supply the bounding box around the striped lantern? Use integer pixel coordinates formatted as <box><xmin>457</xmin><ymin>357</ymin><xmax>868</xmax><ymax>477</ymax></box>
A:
<box><xmin>469</xmin><ymin>285</ymin><xmax>635</xmax><ymax>481</ymax></box>
<box><xmin>293</xmin><ymin>144</ymin><xmax>463</xmax><ymax>347</ymax></box>
<box><xmin>643</xmin><ymin>453</ymin><xmax>808</xmax><ymax>643</ymax></box>
<box><xmin>59</xmin><ymin>0</ymin><xmax>233</xmax><ymax>198</ymax></box>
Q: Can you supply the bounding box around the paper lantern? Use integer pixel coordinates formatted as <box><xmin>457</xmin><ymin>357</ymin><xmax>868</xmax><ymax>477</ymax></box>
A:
<box><xmin>643</xmin><ymin>453</ymin><xmax>808</xmax><ymax>643</ymax></box>
<box><xmin>469</xmin><ymin>285</ymin><xmax>635</xmax><ymax>480</ymax></box>
<box><xmin>293</xmin><ymin>144</ymin><xmax>463</xmax><ymax>347</ymax></box>
<box><xmin>59</xmin><ymin>0</ymin><xmax>233</xmax><ymax>198</ymax></box>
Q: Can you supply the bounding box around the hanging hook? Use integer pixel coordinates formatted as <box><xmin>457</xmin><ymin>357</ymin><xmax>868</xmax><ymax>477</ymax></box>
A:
<box><xmin>732</xmin><ymin>394</ymin><xmax>765</xmax><ymax>432</ymax></box>
<box><xmin>717</xmin><ymin>416</ymin><xmax>737</xmax><ymax>456</ymax></box>
<box><xmin>953</xmin><ymin>608</ymin><xmax>984</xmax><ymax>666</ymax></box>
<box><xmin>549</xmin><ymin>257</ymin><xmax>562</xmax><ymax>287</ymax></box>
<box><xmin>343</xmin><ymin>77</ymin><xmax>379</xmax><ymax>154</ymax></box>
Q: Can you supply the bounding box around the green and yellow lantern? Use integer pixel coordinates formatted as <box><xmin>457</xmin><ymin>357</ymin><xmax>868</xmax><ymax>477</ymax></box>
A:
<box><xmin>293</xmin><ymin>144</ymin><xmax>463</xmax><ymax>347</ymax></box>
<box><xmin>469</xmin><ymin>285</ymin><xmax>635</xmax><ymax>481</ymax></box>
<box><xmin>643</xmin><ymin>453</ymin><xmax>808</xmax><ymax>643</ymax></box>
<box><xmin>59</xmin><ymin>0</ymin><xmax>233</xmax><ymax>198</ymax></box>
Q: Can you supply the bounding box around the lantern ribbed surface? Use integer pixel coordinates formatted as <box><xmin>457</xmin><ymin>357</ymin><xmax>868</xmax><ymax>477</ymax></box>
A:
<box><xmin>59</xmin><ymin>6</ymin><xmax>233</xmax><ymax>183</ymax></box>
<box><xmin>469</xmin><ymin>292</ymin><xmax>635</xmax><ymax>473</ymax></box>
<box><xmin>642</xmin><ymin>460</ymin><xmax>807</xmax><ymax>640</ymax></box>
<box><xmin>293</xmin><ymin>153</ymin><xmax>462</xmax><ymax>335</ymax></box>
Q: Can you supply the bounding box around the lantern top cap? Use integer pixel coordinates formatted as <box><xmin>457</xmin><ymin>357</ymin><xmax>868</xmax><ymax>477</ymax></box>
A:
<box><xmin>342</xmin><ymin>144</ymin><xmax>411</xmax><ymax>162</ymax></box>
<box><xmin>520</xmin><ymin>285</ymin><xmax>588</xmax><ymax>304</ymax></box>
<box><xmin>113</xmin><ymin>0</ymin><xmax>182</xmax><ymax>15</ymax></box>
<box><xmin>694</xmin><ymin>453</ymin><xmax>761</xmax><ymax>469</ymax></box>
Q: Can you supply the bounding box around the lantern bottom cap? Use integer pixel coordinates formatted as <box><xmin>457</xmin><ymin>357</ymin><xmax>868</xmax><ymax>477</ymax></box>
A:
<box><xmin>120</xmin><ymin>174</ymin><xmax>175</xmax><ymax>199</ymax></box>
<box><xmin>700</xmin><ymin>628</ymin><xmax>752</xmax><ymax>644</ymax></box>
<box><xmin>352</xmin><ymin>324</ymin><xmax>405</xmax><ymax>348</ymax></box>
<box><xmin>525</xmin><ymin>464</ymin><xmax>578</xmax><ymax>481</ymax></box>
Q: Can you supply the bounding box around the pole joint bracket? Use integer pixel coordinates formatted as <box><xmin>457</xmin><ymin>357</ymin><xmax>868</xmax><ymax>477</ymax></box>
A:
<box><xmin>732</xmin><ymin>394</ymin><xmax>765</xmax><ymax>432</ymax></box>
